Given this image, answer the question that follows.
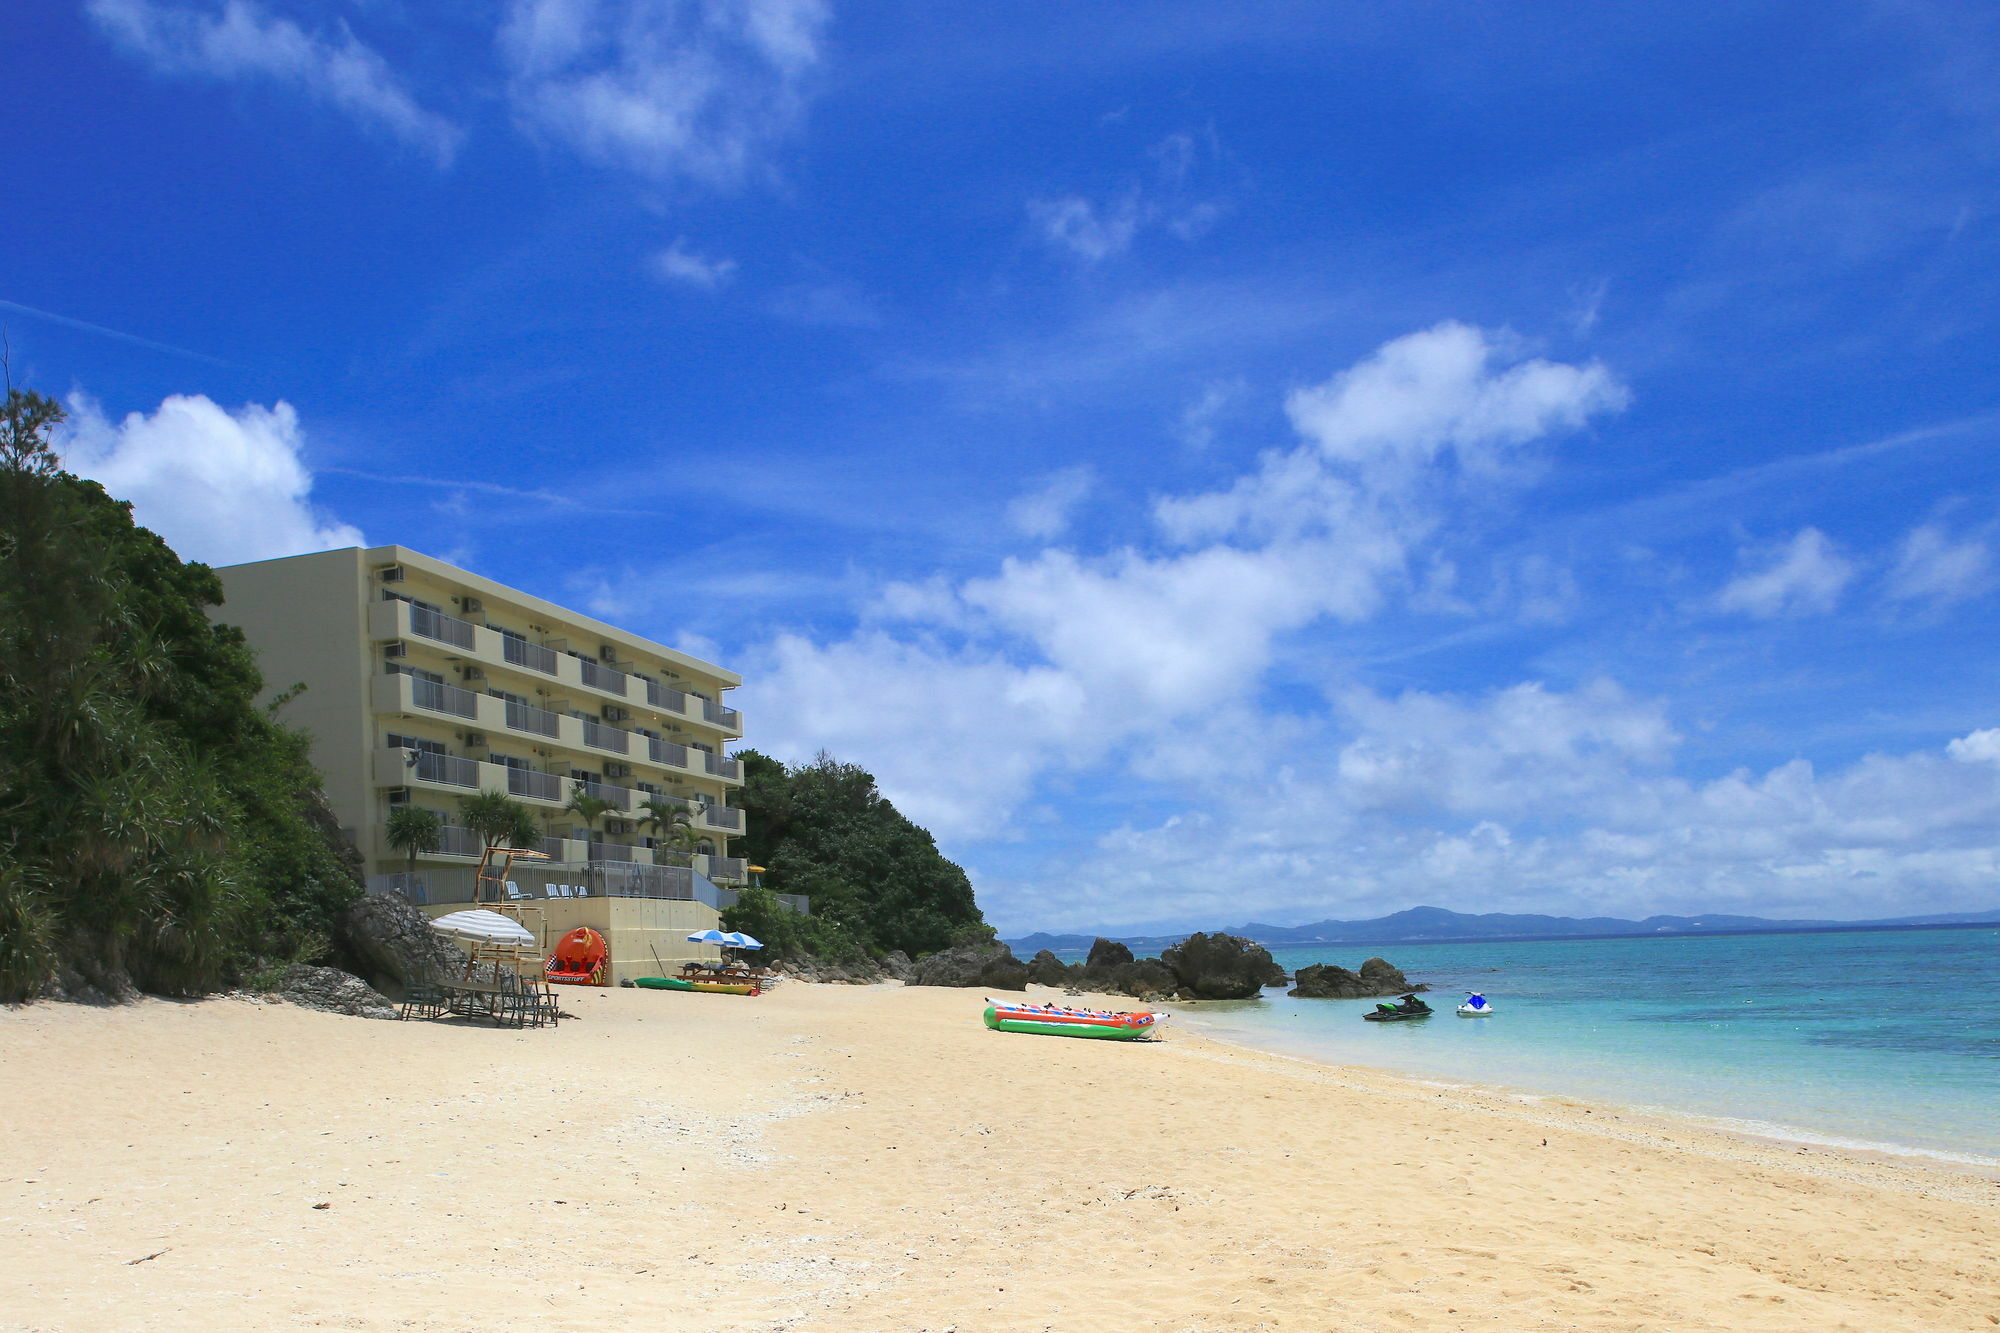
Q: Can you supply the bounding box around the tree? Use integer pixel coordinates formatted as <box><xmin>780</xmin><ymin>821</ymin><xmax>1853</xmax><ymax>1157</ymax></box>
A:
<box><xmin>637</xmin><ymin>794</ymin><xmax>698</xmax><ymax>865</ymax></box>
<box><xmin>385</xmin><ymin>805</ymin><xmax>443</xmax><ymax>874</ymax></box>
<box><xmin>457</xmin><ymin>790</ymin><xmax>538</xmax><ymax>853</ymax></box>
<box><xmin>720</xmin><ymin>750</ymin><xmax>985</xmax><ymax>962</ymax></box>
<box><xmin>0</xmin><ymin>379</ymin><xmax>360</xmax><ymax>1000</ymax></box>
<box><xmin>562</xmin><ymin>781</ymin><xmax>616</xmax><ymax>845</ymax></box>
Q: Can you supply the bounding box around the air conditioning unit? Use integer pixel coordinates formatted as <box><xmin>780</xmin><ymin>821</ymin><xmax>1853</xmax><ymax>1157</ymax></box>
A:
<box><xmin>387</xmin><ymin>788</ymin><xmax>411</xmax><ymax>805</ymax></box>
<box><xmin>383</xmin><ymin>641</ymin><xmax>407</xmax><ymax>659</ymax></box>
<box><xmin>599</xmin><ymin>644</ymin><xmax>619</xmax><ymax>663</ymax></box>
<box><xmin>460</xmin><ymin>596</ymin><xmax>484</xmax><ymax>614</ymax></box>
<box><xmin>604</xmin><ymin>762</ymin><xmax>631</xmax><ymax>779</ymax></box>
<box><xmin>462</xmin><ymin>732</ymin><xmax>488</xmax><ymax>748</ymax></box>
<box><xmin>460</xmin><ymin>665</ymin><xmax>484</xmax><ymax>681</ymax></box>
<box><xmin>602</xmin><ymin>706</ymin><xmax>630</xmax><ymax>722</ymax></box>
<box><xmin>378</xmin><ymin>565</ymin><xmax>405</xmax><ymax>583</ymax></box>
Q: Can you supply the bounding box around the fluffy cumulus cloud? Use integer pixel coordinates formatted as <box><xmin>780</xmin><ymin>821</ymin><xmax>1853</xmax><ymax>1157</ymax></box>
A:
<box><xmin>61</xmin><ymin>394</ymin><xmax>363</xmax><ymax>567</ymax></box>
<box><xmin>1715</xmin><ymin>527</ymin><xmax>1855</xmax><ymax>617</ymax></box>
<box><xmin>497</xmin><ymin>0</ymin><xmax>829</xmax><ymax>185</ymax></box>
<box><xmin>735</xmin><ymin>321</ymin><xmax>2000</xmax><ymax>932</ymax></box>
<box><xmin>87</xmin><ymin>0</ymin><xmax>461</xmax><ymax>164</ymax></box>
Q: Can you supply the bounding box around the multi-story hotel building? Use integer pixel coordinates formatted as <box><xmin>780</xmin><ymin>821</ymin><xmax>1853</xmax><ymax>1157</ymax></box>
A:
<box><xmin>214</xmin><ymin>545</ymin><xmax>749</xmax><ymax>891</ymax></box>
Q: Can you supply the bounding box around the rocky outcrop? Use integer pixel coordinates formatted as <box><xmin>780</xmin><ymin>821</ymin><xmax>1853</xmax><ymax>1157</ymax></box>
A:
<box><xmin>904</xmin><ymin>941</ymin><xmax>1029</xmax><ymax>990</ymax></box>
<box><xmin>336</xmin><ymin>893</ymin><xmax>464</xmax><ymax>999</ymax></box>
<box><xmin>1288</xmin><ymin>957</ymin><xmax>1426</xmax><ymax>999</ymax></box>
<box><xmin>1026</xmin><ymin>949</ymin><xmax>1075</xmax><ymax>987</ymax></box>
<box><xmin>1110</xmin><ymin>956</ymin><xmax>1179</xmax><ymax>1001</ymax></box>
<box><xmin>276</xmin><ymin>964</ymin><xmax>397</xmax><ymax>1019</ymax></box>
<box><xmin>1085</xmin><ymin>938</ymin><xmax>1134</xmax><ymax>971</ymax></box>
<box><xmin>1160</xmin><ymin>932</ymin><xmax>1279</xmax><ymax>1000</ymax></box>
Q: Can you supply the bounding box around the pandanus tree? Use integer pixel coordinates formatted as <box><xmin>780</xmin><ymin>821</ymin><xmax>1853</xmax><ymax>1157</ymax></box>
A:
<box><xmin>637</xmin><ymin>795</ymin><xmax>699</xmax><ymax>865</ymax></box>
<box><xmin>385</xmin><ymin>805</ymin><xmax>443</xmax><ymax>876</ymax></box>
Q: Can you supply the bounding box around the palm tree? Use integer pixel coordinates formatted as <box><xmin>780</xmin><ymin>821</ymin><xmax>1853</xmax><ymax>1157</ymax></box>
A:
<box><xmin>563</xmin><ymin>782</ymin><xmax>617</xmax><ymax>848</ymax></box>
<box><xmin>458</xmin><ymin>790</ymin><xmax>537</xmax><ymax>855</ymax></box>
<box><xmin>638</xmin><ymin>795</ymin><xmax>700</xmax><ymax>866</ymax></box>
<box><xmin>384</xmin><ymin>805</ymin><xmax>443</xmax><ymax>878</ymax></box>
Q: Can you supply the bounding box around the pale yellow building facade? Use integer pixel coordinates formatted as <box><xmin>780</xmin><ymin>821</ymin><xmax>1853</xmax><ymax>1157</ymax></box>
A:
<box><xmin>214</xmin><ymin>545</ymin><xmax>749</xmax><ymax>890</ymax></box>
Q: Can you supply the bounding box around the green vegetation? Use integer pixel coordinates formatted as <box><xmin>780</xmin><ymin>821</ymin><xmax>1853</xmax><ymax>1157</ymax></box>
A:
<box><xmin>721</xmin><ymin>750</ymin><xmax>985</xmax><ymax>962</ymax></box>
<box><xmin>0</xmin><ymin>385</ymin><xmax>362</xmax><ymax>1001</ymax></box>
<box><xmin>637</xmin><ymin>795</ymin><xmax>697</xmax><ymax>864</ymax></box>
<box><xmin>457</xmin><ymin>789</ymin><xmax>539</xmax><ymax>853</ymax></box>
<box><xmin>385</xmin><ymin>805</ymin><xmax>444</xmax><ymax>873</ymax></box>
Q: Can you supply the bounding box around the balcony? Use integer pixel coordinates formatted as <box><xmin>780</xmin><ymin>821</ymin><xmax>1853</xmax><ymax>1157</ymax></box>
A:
<box><xmin>580</xmin><ymin>660</ymin><xmax>629</xmax><ymax>696</ymax></box>
<box><xmin>703</xmin><ymin>752</ymin><xmax>741</xmax><ymax>780</ymax></box>
<box><xmin>408</xmin><ymin>675</ymin><xmax>480</xmax><ymax>720</ymax></box>
<box><xmin>589</xmin><ymin>841</ymin><xmax>636</xmax><ymax>863</ymax></box>
<box><xmin>644</xmin><ymin>679</ymin><xmax>687</xmax><ymax>712</ymax></box>
<box><xmin>502</xmin><ymin>698</ymin><xmax>561</xmax><ymax>738</ymax></box>
<box><xmin>501</xmin><ymin>633</ymin><xmax>558</xmax><ymax>675</ymax></box>
<box><xmin>701</xmin><ymin>697</ymin><xmax>742</xmax><ymax>730</ymax></box>
<box><xmin>648</xmin><ymin>736</ymin><xmax>689</xmax><ymax>769</ymax></box>
<box><xmin>697</xmin><ymin>803</ymin><xmax>743</xmax><ymax>832</ymax></box>
<box><xmin>703</xmin><ymin>854</ymin><xmax>747</xmax><ymax>883</ymax></box>
<box><xmin>406</xmin><ymin>603</ymin><xmax>477</xmax><ymax>651</ymax></box>
<box><xmin>506</xmin><ymin>767</ymin><xmax>562</xmax><ymax>802</ymax></box>
<box><xmin>573</xmin><ymin>779</ymin><xmax>633</xmax><ymax>811</ymax></box>
<box><xmin>409</xmin><ymin>750</ymin><xmax>480</xmax><ymax>788</ymax></box>
<box><xmin>582</xmin><ymin>720</ymin><xmax>630</xmax><ymax>754</ymax></box>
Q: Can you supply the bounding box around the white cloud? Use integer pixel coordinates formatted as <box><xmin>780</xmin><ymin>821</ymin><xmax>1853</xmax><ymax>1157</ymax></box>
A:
<box><xmin>1715</xmin><ymin>527</ymin><xmax>1856</xmax><ymax>617</ymax></box>
<box><xmin>1946</xmin><ymin>727</ymin><xmax>2000</xmax><ymax>764</ymax></box>
<box><xmin>1884</xmin><ymin>522</ymin><xmax>1990</xmax><ymax>606</ymax></box>
<box><xmin>1006</xmin><ymin>467</ymin><xmax>1094</xmax><ymax>540</ymax></box>
<box><xmin>87</xmin><ymin>0</ymin><xmax>460</xmax><ymax>164</ymax></box>
<box><xmin>1174</xmin><ymin>377</ymin><xmax>1244</xmax><ymax>451</ymax></box>
<box><xmin>60</xmin><ymin>394</ymin><xmax>364</xmax><ymax>566</ymax></box>
<box><xmin>1027</xmin><ymin>194</ymin><xmax>1143</xmax><ymax>263</ymax></box>
<box><xmin>651</xmin><ymin>237</ymin><xmax>738</xmax><ymax>288</ymax></box>
<box><xmin>497</xmin><ymin>0</ymin><xmax>829</xmax><ymax>185</ymax></box>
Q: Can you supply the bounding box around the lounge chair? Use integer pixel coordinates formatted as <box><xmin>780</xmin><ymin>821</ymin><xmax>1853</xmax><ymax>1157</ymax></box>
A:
<box><xmin>504</xmin><ymin>880</ymin><xmax>529</xmax><ymax>902</ymax></box>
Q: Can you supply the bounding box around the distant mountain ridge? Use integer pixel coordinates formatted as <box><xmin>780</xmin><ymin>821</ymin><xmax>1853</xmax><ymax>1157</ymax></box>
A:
<box><xmin>1006</xmin><ymin>904</ymin><xmax>2000</xmax><ymax>954</ymax></box>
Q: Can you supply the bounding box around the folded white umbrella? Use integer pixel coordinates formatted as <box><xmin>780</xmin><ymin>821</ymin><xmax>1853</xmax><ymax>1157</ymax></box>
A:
<box><xmin>430</xmin><ymin>909</ymin><xmax>537</xmax><ymax>947</ymax></box>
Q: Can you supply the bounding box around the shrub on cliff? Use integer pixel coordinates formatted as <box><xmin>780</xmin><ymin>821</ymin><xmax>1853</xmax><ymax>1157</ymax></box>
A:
<box><xmin>723</xmin><ymin>749</ymin><xmax>985</xmax><ymax>961</ymax></box>
<box><xmin>0</xmin><ymin>386</ymin><xmax>359</xmax><ymax>1000</ymax></box>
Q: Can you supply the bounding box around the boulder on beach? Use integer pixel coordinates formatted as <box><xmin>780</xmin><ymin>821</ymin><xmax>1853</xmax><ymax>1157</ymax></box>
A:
<box><xmin>336</xmin><ymin>893</ymin><xmax>464</xmax><ymax>999</ymax></box>
<box><xmin>1027</xmin><ymin>949</ymin><xmax>1075</xmax><ymax>987</ymax></box>
<box><xmin>1160</xmin><ymin>932</ymin><xmax>1278</xmax><ymax>1000</ymax></box>
<box><xmin>276</xmin><ymin>964</ymin><xmax>397</xmax><ymax>1019</ymax></box>
<box><xmin>1111</xmin><ymin>956</ymin><xmax>1179</xmax><ymax>1002</ymax></box>
<box><xmin>1085</xmin><ymin>938</ymin><xmax>1134</xmax><ymax>971</ymax></box>
<box><xmin>905</xmin><ymin>940</ymin><xmax>1028</xmax><ymax>990</ymax></box>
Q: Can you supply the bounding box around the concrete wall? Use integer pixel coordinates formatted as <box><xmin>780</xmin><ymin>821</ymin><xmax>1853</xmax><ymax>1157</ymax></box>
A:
<box><xmin>419</xmin><ymin>898</ymin><xmax>730</xmax><ymax>987</ymax></box>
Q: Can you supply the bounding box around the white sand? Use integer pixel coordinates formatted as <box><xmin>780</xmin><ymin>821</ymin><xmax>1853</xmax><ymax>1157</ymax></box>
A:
<box><xmin>4</xmin><ymin>982</ymin><xmax>1997</xmax><ymax>1331</ymax></box>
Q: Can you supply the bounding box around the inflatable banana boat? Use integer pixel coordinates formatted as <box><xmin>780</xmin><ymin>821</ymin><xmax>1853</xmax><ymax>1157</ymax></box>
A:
<box><xmin>983</xmin><ymin>1001</ymin><xmax>1159</xmax><ymax>1041</ymax></box>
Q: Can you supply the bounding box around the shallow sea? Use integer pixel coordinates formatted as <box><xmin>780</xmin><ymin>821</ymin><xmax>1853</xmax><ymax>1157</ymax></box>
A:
<box><xmin>1134</xmin><ymin>927</ymin><xmax>1999</xmax><ymax>1163</ymax></box>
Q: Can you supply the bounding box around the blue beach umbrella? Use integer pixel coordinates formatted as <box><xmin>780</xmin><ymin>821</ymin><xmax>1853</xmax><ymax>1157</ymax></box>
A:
<box><xmin>721</xmin><ymin>932</ymin><xmax>764</xmax><ymax>950</ymax></box>
<box><xmin>686</xmin><ymin>929</ymin><xmax>731</xmax><ymax>945</ymax></box>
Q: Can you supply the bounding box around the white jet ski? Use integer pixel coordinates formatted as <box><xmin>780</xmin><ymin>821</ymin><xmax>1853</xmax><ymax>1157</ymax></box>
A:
<box><xmin>1457</xmin><ymin>992</ymin><xmax>1494</xmax><ymax>1016</ymax></box>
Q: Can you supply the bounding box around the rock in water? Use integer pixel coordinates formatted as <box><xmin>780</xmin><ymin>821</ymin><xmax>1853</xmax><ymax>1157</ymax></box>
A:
<box><xmin>336</xmin><ymin>894</ymin><xmax>464</xmax><ymax>999</ymax></box>
<box><xmin>277</xmin><ymin>964</ymin><xmax>397</xmax><ymax>1019</ymax></box>
<box><xmin>1112</xmin><ymin>956</ymin><xmax>1179</xmax><ymax>1001</ymax></box>
<box><xmin>1289</xmin><ymin>958</ymin><xmax>1427</xmax><ymax>999</ymax></box>
<box><xmin>1160</xmin><ymin>932</ymin><xmax>1278</xmax><ymax>1000</ymax></box>
<box><xmin>1085</xmin><ymin>938</ymin><xmax>1134</xmax><ymax>971</ymax></box>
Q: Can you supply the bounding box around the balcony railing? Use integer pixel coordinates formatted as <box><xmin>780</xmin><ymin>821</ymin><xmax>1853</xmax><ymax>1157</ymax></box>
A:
<box><xmin>501</xmin><ymin>634</ymin><xmax>558</xmax><ymax>675</ymax></box>
<box><xmin>648</xmin><ymin>736</ymin><xmax>689</xmax><ymax>769</ymax></box>
<box><xmin>645</xmin><ymin>680</ymin><xmax>686</xmax><ymax>712</ymax></box>
<box><xmin>410</xmin><ymin>676</ymin><xmax>479</xmax><ymax>719</ymax></box>
<box><xmin>702</xmin><ymin>698</ymin><xmax>741</xmax><ymax>729</ymax></box>
<box><xmin>589</xmin><ymin>841</ymin><xmax>636</xmax><ymax>863</ymax></box>
<box><xmin>410</xmin><ymin>750</ymin><xmax>480</xmax><ymax>788</ymax></box>
<box><xmin>580</xmin><ymin>660</ymin><xmax>628</xmax><ymax>696</ymax></box>
<box><xmin>705</xmin><ymin>854</ymin><xmax>747</xmax><ymax>882</ymax></box>
<box><xmin>408</xmin><ymin>604</ymin><xmax>477</xmax><ymax>650</ymax></box>
<box><xmin>503</xmin><ymin>698</ymin><xmax>561</xmax><ymax>738</ymax></box>
<box><xmin>582</xmin><ymin>720</ymin><xmax>630</xmax><ymax>754</ymax></box>
<box><xmin>435</xmin><ymin>824</ymin><xmax>484</xmax><ymax>857</ymax></box>
<box><xmin>574</xmin><ymin>780</ymin><xmax>632</xmax><ymax>811</ymax></box>
<box><xmin>701</xmin><ymin>804</ymin><xmax>743</xmax><ymax>831</ymax></box>
<box><xmin>506</xmin><ymin>768</ymin><xmax>562</xmax><ymax>802</ymax></box>
<box><xmin>704</xmin><ymin>753</ymin><xmax>741</xmax><ymax>780</ymax></box>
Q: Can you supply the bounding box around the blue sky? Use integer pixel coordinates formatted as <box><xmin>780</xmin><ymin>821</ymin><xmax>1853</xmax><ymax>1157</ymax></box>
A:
<box><xmin>8</xmin><ymin>0</ymin><xmax>2000</xmax><ymax>933</ymax></box>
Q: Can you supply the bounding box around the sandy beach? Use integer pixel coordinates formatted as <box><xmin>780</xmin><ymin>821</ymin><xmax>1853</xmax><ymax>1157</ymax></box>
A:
<box><xmin>4</xmin><ymin>982</ymin><xmax>1997</xmax><ymax>1332</ymax></box>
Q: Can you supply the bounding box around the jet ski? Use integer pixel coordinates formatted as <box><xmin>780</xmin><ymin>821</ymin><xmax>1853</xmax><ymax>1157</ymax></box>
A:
<box><xmin>1457</xmin><ymin>992</ymin><xmax>1494</xmax><ymax>1016</ymax></box>
<box><xmin>1363</xmin><ymin>994</ymin><xmax>1434</xmax><ymax>1022</ymax></box>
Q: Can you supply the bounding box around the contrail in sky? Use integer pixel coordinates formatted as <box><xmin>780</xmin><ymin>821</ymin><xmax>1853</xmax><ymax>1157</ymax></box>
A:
<box><xmin>0</xmin><ymin>298</ymin><xmax>231</xmax><ymax>368</ymax></box>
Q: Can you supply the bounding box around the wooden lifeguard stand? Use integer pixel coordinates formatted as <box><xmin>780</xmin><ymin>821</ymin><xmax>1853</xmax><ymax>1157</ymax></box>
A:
<box><xmin>476</xmin><ymin>843</ymin><xmax>554</xmax><ymax>948</ymax></box>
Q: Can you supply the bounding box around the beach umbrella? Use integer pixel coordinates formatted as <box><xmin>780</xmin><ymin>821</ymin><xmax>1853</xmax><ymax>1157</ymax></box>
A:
<box><xmin>686</xmin><ymin>929</ymin><xmax>732</xmax><ymax>945</ymax></box>
<box><xmin>721</xmin><ymin>932</ymin><xmax>763</xmax><ymax>950</ymax></box>
<box><xmin>430</xmin><ymin>909</ymin><xmax>536</xmax><ymax>947</ymax></box>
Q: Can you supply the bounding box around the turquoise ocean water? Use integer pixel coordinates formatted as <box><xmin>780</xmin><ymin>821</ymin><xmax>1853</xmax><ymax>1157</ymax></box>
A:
<box><xmin>1143</xmin><ymin>927</ymin><xmax>1999</xmax><ymax>1163</ymax></box>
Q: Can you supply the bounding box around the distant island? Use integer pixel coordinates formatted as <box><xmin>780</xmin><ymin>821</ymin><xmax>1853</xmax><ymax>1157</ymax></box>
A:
<box><xmin>1007</xmin><ymin>903</ymin><xmax>2000</xmax><ymax>954</ymax></box>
